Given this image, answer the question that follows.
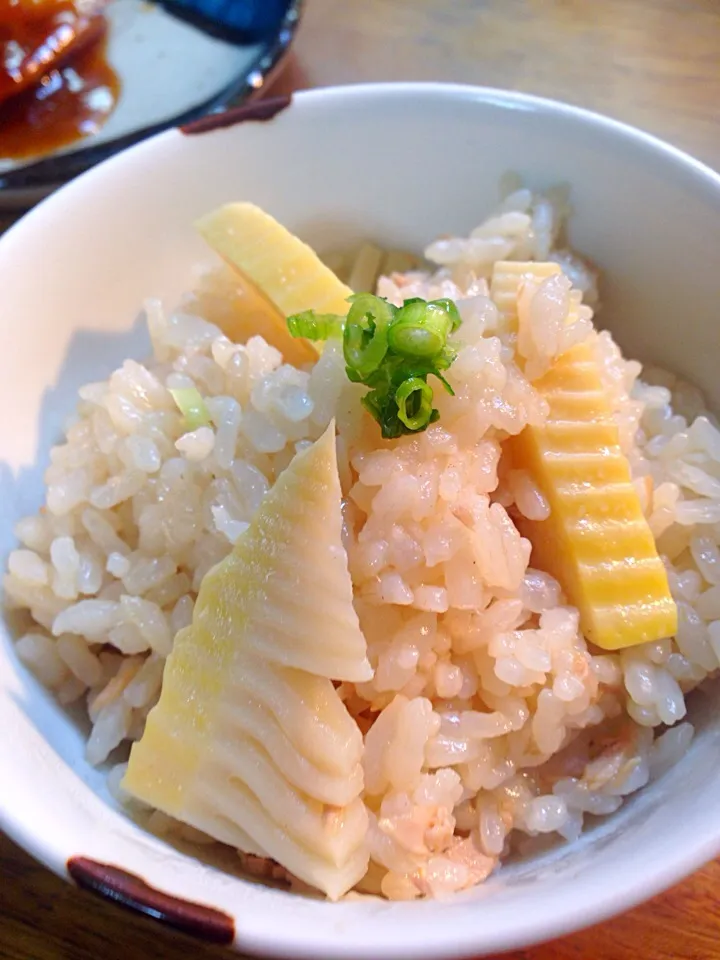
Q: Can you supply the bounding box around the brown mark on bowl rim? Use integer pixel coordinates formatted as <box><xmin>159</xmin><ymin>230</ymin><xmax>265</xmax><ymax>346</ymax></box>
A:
<box><xmin>67</xmin><ymin>856</ymin><xmax>235</xmax><ymax>945</ymax></box>
<box><xmin>181</xmin><ymin>94</ymin><xmax>292</xmax><ymax>135</ymax></box>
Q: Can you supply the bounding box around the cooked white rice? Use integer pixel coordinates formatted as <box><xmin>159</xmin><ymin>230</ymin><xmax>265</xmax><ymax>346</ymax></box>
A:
<box><xmin>6</xmin><ymin>185</ymin><xmax>720</xmax><ymax>900</ymax></box>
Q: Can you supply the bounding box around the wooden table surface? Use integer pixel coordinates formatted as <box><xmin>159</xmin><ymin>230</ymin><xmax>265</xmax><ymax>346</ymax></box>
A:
<box><xmin>3</xmin><ymin>1</ymin><xmax>720</xmax><ymax>958</ymax></box>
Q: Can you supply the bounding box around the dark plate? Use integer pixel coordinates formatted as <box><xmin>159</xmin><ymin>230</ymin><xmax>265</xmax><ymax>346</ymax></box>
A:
<box><xmin>0</xmin><ymin>0</ymin><xmax>302</xmax><ymax>211</ymax></box>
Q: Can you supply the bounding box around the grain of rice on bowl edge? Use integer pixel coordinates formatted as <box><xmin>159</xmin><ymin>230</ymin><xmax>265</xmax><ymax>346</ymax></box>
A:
<box><xmin>5</xmin><ymin>183</ymin><xmax>720</xmax><ymax>902</ymax></box>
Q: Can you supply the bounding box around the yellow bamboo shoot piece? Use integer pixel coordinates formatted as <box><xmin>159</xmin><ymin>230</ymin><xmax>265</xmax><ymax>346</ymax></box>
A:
<box><xmin>495</xmin><ymin>262</ymin><xmax>677</xmax><ymax>650</ymax></box>
<box><xmin>491</xmin><ymin>260</ymin><xmax>563</xmax><ymax>331</ymax></box>
<box><xmin>185</xmin><ymin>264</ymin><xmax>318</xmax><ymax>367</ymax></box>
<box><xmin>123</xmin><ymin>424</ymin><xmax>372</xmax><ymax>899</ymax></box>
<box><xmin>196</xmin><ymin>203</ymin><xmax>354</xmax><ymax>361</ymax></box>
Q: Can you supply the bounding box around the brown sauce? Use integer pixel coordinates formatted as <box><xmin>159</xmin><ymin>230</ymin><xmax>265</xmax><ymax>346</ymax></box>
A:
<box><xmin>0</xmin><ymin>0</ymin><xmax>120</xmax><ymax>161</ymax></box>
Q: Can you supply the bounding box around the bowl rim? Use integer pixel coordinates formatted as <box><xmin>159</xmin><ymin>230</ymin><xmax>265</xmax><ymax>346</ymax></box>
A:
<box><xmin>4</xmin><ymin>79</ymin><xmax>720</xmax><ymax>236</ymax></box>
<box><xmin>2</xmin><ymin>81</ymin><xmax>720</xmax><ymax>959</ymax></box>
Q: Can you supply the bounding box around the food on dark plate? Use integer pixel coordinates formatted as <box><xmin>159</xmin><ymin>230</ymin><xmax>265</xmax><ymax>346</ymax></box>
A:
<box><xmin>0</xmin><ymin>0</ymin><xmax>118</xmax><ymax>160</ymax></box>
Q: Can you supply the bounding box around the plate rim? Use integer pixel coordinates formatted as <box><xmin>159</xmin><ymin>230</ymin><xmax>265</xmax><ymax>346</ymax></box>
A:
<box><xmin>0</xmin><ymin>0</ymin><xmax>304</xmax><ymax>199</ymax></box>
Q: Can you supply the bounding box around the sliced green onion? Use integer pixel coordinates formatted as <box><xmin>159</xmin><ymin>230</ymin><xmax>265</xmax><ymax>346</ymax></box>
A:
<box><xmin>361</xmin><ymin>390</ymin><xmax>404</xmax><ymax>440</ymax></box>
<box><xmin>429</xmin><ymin>298</ymin><xmax>462</xmax><ymax>332</ymax></box>
<box><xmin>433</xmin><ymin>345</ymin><xmax>457</xmax><ymax>372</ymax></box>
<box><xmin>395</xmin><ymin>377</ymin><xmax>435</xmax><ymax>431</ymax></box>
<box><xmin>287</xmin><ymin>310</ymin><xmax>344</xmax><ymax>341</ymax></box>
<box><xmin>343</xmin><ymin>293</ymin><xmax>395</xmax><ymax>379</ymax></box>
<box><xmin>387</xmin><ymin>300</ymin><xmax>454</xmax><ymax>359</ymax></box>
<box><xmin>169</xmin><ymin>387</ymin><xmax>211</xmax><ymax>431</ymax></box>
<box><xmin>283</xmin><ymin>291</ymin><xmax>462</xmax><ymax>438</ymax></box>
<box><xmin>435</xmin><ymin>371</ymin><xmax>455</xmax><ymax>396</ymax></box>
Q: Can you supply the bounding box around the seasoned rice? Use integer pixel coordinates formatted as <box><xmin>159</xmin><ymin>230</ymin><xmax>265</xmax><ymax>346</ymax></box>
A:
<box><xmin>6</xmin><ymin>185</ymin><xmax>720</xmax><ymax>899</ymax></box>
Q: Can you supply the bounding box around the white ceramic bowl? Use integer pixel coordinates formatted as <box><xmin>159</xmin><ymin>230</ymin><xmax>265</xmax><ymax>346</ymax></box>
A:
<box><xmin>1</xmin><ymin>83</ymin><xmax>720</xmax><ymax>959</ymax></box>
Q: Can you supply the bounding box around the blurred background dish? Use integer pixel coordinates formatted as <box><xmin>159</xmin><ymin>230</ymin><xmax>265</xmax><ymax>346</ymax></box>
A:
<box><xmin>0</xmin><ymin>0</ymin><xmax>301</xmax><ymax>211</ymax></box>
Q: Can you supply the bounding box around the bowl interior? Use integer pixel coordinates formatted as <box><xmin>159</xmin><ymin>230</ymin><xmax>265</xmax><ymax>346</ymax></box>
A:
<box><xmin>1</xmin><ymin>85</ymin><xmax>720</xmax><ymax>959</ymax></box>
